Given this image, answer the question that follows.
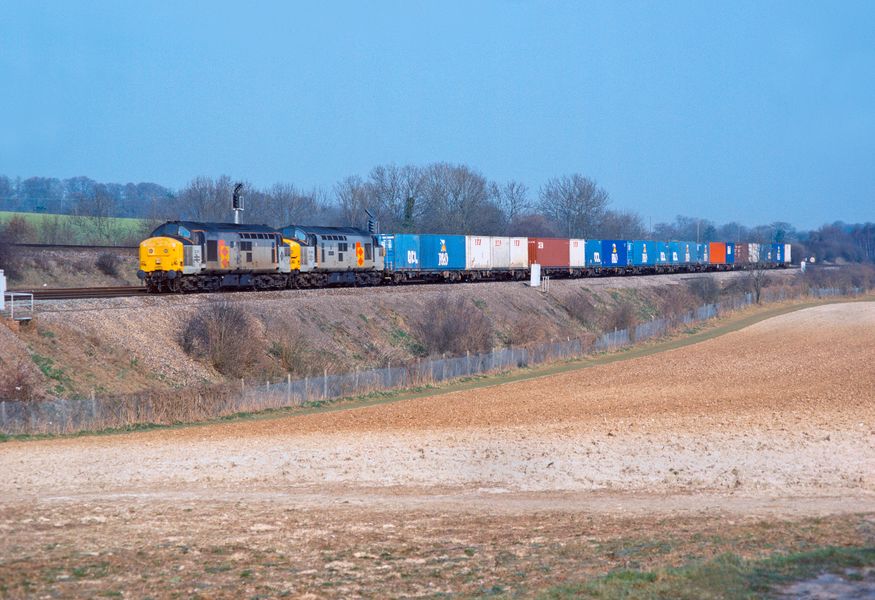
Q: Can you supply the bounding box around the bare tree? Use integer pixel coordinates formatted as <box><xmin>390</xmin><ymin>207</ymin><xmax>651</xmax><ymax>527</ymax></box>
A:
<box><xmin>597</xmin><ymin>209</ymin><xmax>648</xmax><ymax>239</ymax></box>
<box><xmin>175</xmin><ymin>175</ymin><xmax>235</xmax><ymax>222</ymax></box>
<box><xmin>259</xmin><ymin>183</ymin><xmax>323</xmax><ymax>227</ymax></box>
<box><xmin>418</xmin><ymin>163</ymin><xmax>501</xmax><ymax>234</ymax></box>
<box><xmin>495</xmin><ymin>180</ymin><xmax>531</xmax><ymax>233</ymax></box>
<box><xmin>335</xmin><ymin>175</ymin><xmax>371</xmax><ymax>229</ymax></box>
<box><xmin>366</xmin><ymin>164</ymin><xmax>425</xmax><ymax>231</ymax></box>
<box><xmin>538</xmin><ymin>174</ymin><xmax>608</xmax><ymax>238</ymax></box>
<box><xmin>74</xmin><ymin>184</ymin><xmax>119</xmax><ymax>242</ymax></box>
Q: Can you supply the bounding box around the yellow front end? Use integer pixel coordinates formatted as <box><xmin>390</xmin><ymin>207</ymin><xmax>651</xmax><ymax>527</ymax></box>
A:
<box><xmin>284</xmin><ymin>238</ymin><xmax>301</xmax><ymax>271</ymax></box>
<box><xmin>139</xmin><ymin>236</ymin><xmax>185</xmax><ymax>275</ymax></box>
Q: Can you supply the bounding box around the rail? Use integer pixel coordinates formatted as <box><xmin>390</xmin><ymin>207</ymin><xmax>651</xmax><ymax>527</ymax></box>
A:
<box><xmin>9</xmin><ymin>286</ymin><xmax>149</xmax><ymax>300</ymax></box>
<box><xmin>11</xmin><ymin>243</ymin><xmax>138</xmax><ymax>250</ymax></box>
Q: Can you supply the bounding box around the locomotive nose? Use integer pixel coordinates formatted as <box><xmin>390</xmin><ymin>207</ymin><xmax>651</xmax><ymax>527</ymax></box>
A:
<box><xmin>139</xmin><ymin>237</ymin><xmax>184</xmax><ymax>273</ymax></box>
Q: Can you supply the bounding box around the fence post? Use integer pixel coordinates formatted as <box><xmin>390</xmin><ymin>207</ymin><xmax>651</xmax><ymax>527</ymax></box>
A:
<box><xmin>286</xmin><ymin>374</ymin><xmax>291</xmax><ymax>405</ymax></box>
<box><xmin>241</xmin><ymin>378</ymin><xmax>245</xmax><ymax>400</ymax></box>
<box><xmin>354</xmin><ymin>367</ymin><xmax>359</xmax><ymax>395</ymax></box>
<box><xmin>304</xmin><ymin>376</ymin><xmax>309</xmax><ymax>403</ymax></box>
<box><xmin>0</xmin><ymin>400</ymin><xmax>5</xmax><ymax>432</ymax></box>
<box><xmin>323</xmin><ymin>368</ymin><xmax>328</xmax><ymax>399</ymax></box>
<box><xmin>90</xmin><ymin>390</ymin><xmax>96</xmax><ymax>427</ymax></box>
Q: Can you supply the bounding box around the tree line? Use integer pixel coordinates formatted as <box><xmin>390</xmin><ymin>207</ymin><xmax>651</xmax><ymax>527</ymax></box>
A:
<box><xmin>0</xmin><ymin>167</ymin><xmax>872</xmax><ymax>263</ymax></box>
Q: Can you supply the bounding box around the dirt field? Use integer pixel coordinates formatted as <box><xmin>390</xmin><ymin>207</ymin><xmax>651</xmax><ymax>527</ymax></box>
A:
<box><xmin>1</xmin><ymin>301</ymin><xmax>873</xmax><ymax>598</ymax></box>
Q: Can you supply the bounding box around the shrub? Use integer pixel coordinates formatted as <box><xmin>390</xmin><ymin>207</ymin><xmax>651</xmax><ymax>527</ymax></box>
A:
<box><xmin>605</xmin><ymin>302</ymin><xmax>637</xmax><ymax>333</ymax></box>
<box><xmin>414</xmin><ymin>295</ymin><xmax>493</xmax><ymax>356</ymax></box>
<box><xmin>560</xmin><ymin>292</ymin><xmax>599</xmax><ymax>327</ymax></box>
<box><xmin>267</xmin><ymin>327</ymin><xmax>333</xmax><ymax>377</ymax></box>
<box><xmin>180</xmin><ymin>300</ymin><xmax>262</xmax><ymax>377</ymax></box>
<box><xmin>3</xmin><ymin>216</ymin><xmax>36</xmax><ymax>243</ymax></box>
<box><xmin>686</xmin><ymin>276</ymin><xmax>721</xmax><ymax>304</ymax></box>
<box><xmin>95</xmin><ymin>252</ymin><xmax>121</xmax><ymax>277</ymax></box>
<box><xmin>0</xmin><ymin>219</ymin><xmax>29</xmax><ymax>280</ymax></box>
<box><xmin>655</xmin><ymin>285</ymin><xmax>698</xmax><ymax>319</ymax></box>
<box><xmin>0</xmin><ymin>359</ymin><xmax>35</xmax><ymax>401</ymax></box>
<box><xmin>502</xmin><ymin>319</ymin><xmax>548</xmax><ymax>347</ymax></box>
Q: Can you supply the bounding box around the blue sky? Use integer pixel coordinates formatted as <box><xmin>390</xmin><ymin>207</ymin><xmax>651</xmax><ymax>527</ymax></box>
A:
<box><xmin>1</xmin><ymin>0</ymin><xmax>873</xmax><ymax>229</ymax></box>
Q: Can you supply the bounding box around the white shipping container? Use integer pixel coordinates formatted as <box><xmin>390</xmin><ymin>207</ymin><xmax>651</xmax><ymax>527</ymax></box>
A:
<box><xmin>569</xmin><ymin>239</ymin><xmax>586</xmax><ymax>267</ymax></box>
<box><xmin>509</xmin><ymin>237</ymin><xmax>528</xmax><ymax>268</ymax></box>
<box><xmin>784</xmin><ymin>243</ymin><xmax>792</xmax><ymax>264</ymax></box>
<box><xmin>466</xmin><ymin>235</ymin><xmax>492</xmax><ymax>269</ymax></box>
<box><xmin>491</xmin><ymin>237</ymin><xmax>511</xmax><ymax>269</ymax></box>
<box><xmin>749</xmin><ymin>243</ymin><xmax>760</xmax><ymax>263</ymax></box>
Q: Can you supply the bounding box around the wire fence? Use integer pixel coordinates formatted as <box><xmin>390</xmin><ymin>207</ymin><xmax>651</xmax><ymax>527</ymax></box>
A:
<box><xmin>0</xmin><ymin>286</ymin><xmax>867</xmax><ymax>435</ymax></box>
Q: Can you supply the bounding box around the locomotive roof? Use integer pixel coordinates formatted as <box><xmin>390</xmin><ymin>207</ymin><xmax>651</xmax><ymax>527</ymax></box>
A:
<box><xmin>160</xmin><ymin>221</ymin><xmax>279</xmax><ymax>234</ymax></box>
<box><xmin>282</xmin><ymin>225</ymin><xmax>373</xmax><ymax>236</ymax></box>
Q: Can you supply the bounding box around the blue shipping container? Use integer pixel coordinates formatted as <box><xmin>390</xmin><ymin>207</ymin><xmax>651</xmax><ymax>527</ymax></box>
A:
<box><xmin>379</xmin><ymin>234</ymin><xmax>420</xmax><ymax>270</ymax></box>
<box><xmin>697</xmin><ymin>243</ymin><xmax>709</xmax><ymax>264</ymax></box>
<box><xmin>600</xmin><ymin>240</ymin><xmax>628</xmax><ymax>267</ymax></box>
<box><xmin>585</xmin><ymin>239</ymin><xmax>602</xmax><ymax>266</ymax></box>
<box><xmin>656</xmin><ymin>241</ymin><xmax>671</xmax><ymax>265</ymax></box>
<box><xmin>630</xmin><ymin>240</ymin><xmax>657</xmax><ymax>267</ymax></box>
<box><xmin>420</xmin><ymin>234</ymin><xmax>466</xmax><ymax>270</ymax></box>
<box><xmin>668</xmin><ymin>241</ymin><xmax>682</xmax><ymax>264</ymax></box>
<box><xmin>771</xmin><ymin>243</ymin><xmax>784</xmax><ymax>263</ymax></box>
<box><xmin>678</xmin><ymin>241</ymin><xmax>696</xmax><ymax>264</ymax></box>
<box><xmin>726</xmin><ymin>242</ymin><xmax>735</xmax><ymax>264</ymax></box>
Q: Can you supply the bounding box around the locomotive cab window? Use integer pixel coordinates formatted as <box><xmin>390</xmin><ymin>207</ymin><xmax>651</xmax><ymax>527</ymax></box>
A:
<box><xmin>207</xmin><ymin>240</ymin><xmax>218</xmax><ymax>261</ymax></box>
<box><xmin>365</xmin><ymin>243</ymin><xmax>372</xmax><ymax>260</ymax></box>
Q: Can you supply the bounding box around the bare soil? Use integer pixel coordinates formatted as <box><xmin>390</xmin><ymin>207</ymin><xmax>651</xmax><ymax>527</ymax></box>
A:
<box><xmin>0</xmin><ymin>302</ymin><xmax>873</xmax><ymax>597</ymax></box>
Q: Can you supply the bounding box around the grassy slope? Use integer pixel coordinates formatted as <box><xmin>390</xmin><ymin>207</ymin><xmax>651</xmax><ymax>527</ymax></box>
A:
<box><xmin>0</xmin><ymin>210</ymin><xmax>149</xmax><ymax>244</ymax></box>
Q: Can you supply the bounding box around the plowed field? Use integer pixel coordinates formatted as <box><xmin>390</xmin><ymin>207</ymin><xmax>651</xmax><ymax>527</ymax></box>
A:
<box><xmin>1</xmin><ymin>301</ymin><xmax>873</xmax><ymax>598</ymax></box>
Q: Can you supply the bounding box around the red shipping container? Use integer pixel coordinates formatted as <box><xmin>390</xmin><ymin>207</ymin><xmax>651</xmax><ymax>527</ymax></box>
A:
<box><xmin>528</xmin><ymin>238</ymin><xmax>570</xmax><ymax>267</ymax></box>
<box><xmin>709</xmin><ymin>242</ymin><xmax>727</xmax><ymax>265</ymax></box>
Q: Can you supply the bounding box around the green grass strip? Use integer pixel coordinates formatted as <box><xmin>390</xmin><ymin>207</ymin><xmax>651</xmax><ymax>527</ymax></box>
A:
<box><xmin>538</xmin><ymin>545</ymin><xmax>875</xmax><ymax>599</ymax></box>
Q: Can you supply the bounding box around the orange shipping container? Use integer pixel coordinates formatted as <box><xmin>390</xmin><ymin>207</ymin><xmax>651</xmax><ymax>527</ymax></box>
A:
<box><xmin>709</xmin><ymin>242</ymin><xmax>727</xmax><ymax>265</ymax></box>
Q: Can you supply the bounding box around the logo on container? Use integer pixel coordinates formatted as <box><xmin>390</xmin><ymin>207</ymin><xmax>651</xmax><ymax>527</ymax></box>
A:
<box><xmin>438</xmin><ymin>239</ymin><xmax>449</xmax><ymax>266</ymax></box>
<box><xmin>611</xmin><ymin>243</ymin><xmax>618</xmax><ymax>264</ymax></box>
<box><xmin>407</xmin><ymin>250</ymin><xmax>418</xmax><ymax>265</ymax></box>
<box><xmin>642</xmin><ymin>243</ymin><xmax>648</xmax><ymax>263</ymax></box>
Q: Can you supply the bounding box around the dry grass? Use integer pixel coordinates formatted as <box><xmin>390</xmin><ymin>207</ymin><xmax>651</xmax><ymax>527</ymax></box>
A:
<box><xmin>686</xmin><ymin>275</ymin><xmax>721</xmax><ymax>303</ymax></box>
<box><xmin>413</xmin><ymin>294</ymin><xmax>494</xmax><ymax>356</ymax></box>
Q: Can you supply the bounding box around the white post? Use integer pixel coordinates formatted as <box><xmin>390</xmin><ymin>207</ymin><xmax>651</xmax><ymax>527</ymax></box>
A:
<box><xmin>286</xmin><ymin>374</ymin><xmax>291</xmax><ymax>404</ymax></box>
<box><xmin>0</xmin><ymin>269</ymin><xmax>5</xmax><ymax>312</ymax></box>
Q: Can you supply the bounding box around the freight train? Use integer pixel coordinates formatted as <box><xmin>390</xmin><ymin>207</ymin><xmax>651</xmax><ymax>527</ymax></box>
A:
<box><xmin>137</xmin><ymin>220</ymin><xmax>792</xmax><ymax>292</ymax></box>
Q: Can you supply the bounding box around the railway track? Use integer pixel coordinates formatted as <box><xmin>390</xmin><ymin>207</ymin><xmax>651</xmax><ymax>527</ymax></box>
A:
<box><xmin>12</xmin><ymin>243</ymin><xmax>138</xmax><ymax>250</ymax></box>
<box><xmin>10</xmin><ymin>286</ymin><xmax>148</xmax><ymax>300</ymax></box>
